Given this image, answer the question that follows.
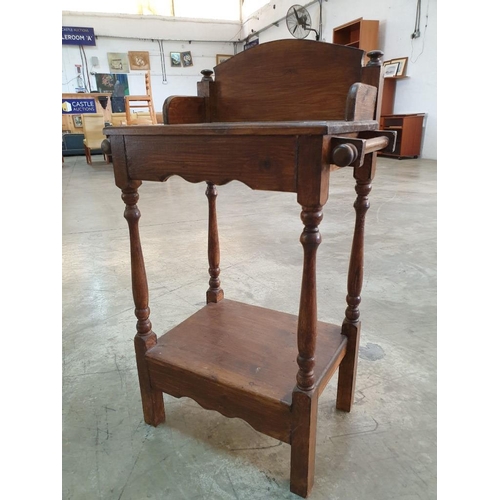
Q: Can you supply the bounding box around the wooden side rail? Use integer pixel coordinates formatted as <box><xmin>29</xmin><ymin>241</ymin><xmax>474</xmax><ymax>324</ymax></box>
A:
<box><xmin>162</xmin><ymin>69</ymin><xmax>215</xmax><ymax>125</ymax></box>
<box><xmin>345</xmin><ymin>83</ymin><xmax>378</xmax><ymax>121</ymax></box>
<box><xmin>330</xmin><ymin>131</ymin><xmax>396</xmax><ymax>167</ymax></box>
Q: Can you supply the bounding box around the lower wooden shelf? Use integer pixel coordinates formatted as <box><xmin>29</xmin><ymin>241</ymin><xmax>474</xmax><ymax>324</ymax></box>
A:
<box><xmin>146</xmin><ymin>299</ymin><xmax>347</xmax><ymax>442</ymax></box>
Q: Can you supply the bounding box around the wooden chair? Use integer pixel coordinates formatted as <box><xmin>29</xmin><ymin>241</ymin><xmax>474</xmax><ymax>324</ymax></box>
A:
<box><xmin>110</xmin><ymin>112</ymin><xmax>127</xmax><ymax>127</ymax></box>
<box><xmin>82</xmin><ymin>113</ymin><xmax>108</xmax><ymax>165</ymax></box>
<box><xmin>103</xmin><ymin>40</ymin><xmax>395</xmax><ymax>498</ymax></box>
<box><xmin>125</xmin><ymin>70</ymin><xmax>157</xmax><ymax>125</ymax></box>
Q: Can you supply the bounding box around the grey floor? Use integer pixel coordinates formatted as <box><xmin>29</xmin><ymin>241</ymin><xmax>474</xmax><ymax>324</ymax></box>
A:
<box><xmin>62</xmin><ymin>153</ymin><xmax>437</xmax><ymax>500</ymax></box>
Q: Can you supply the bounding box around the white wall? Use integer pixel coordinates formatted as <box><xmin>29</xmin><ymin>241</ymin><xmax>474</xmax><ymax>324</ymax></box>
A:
<box><xmin>62</xmin><ymin>37</ymin><xmax>237</xmax><ymax>112</ymax></box>
<box><xmin>62</xmin><ymin>1</ymin><xmax>437</xmax><ymax>159</ymax></box>
<box><xmin>62</xmin><ymin>13</ymin><xmax>240</xmax><ymax>112</ymax></box>
<box><xmin>62</xmin><ymin>13</ymin><xmax>241</xmax><ymax>111</ymax></box>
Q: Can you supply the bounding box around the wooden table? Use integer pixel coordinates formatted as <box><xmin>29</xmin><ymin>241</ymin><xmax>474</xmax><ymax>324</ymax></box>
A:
<box><xmin>103</xmin><ymin>39</ymin><xmax>395</xmax><ymax>498</ymax></box>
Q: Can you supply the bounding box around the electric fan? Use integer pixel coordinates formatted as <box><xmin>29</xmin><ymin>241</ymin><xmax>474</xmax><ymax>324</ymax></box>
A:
<box><xmin>285</xmin><ymin>5</ymin><xmax>319</xmax><ymax>40</ymax></box>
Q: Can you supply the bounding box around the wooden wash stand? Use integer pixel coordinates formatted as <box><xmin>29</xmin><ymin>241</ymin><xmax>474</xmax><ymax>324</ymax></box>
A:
<box><xmin>103</xmin><ymin>40</ymin><xmax>395</xmax><ymax>497</ymax></box>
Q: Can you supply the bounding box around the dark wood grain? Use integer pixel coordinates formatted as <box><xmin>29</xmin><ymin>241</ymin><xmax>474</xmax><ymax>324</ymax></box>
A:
<box><xmin>205</xmin><ymin>182</ymin><xmax>223</xmax><ymax>303</ymax></box>
<box><xmin>162</xmin><ymin>96</ymin><xmax>205</xmax><ymax>124</ymax></box>
<box><xmin>296</xmin><ymin>207</ymin><xmax>323</xmax><ymax>391</ymax></box>
<box><xmin>197</xmin><ymin>70</ymin><xmax>216</xmax><ymax>122</ymax></box>
<box><xmin>213</xmin><ymin>40</ymin><xmax>363</xmax><ymax>122</ymax></box>
<box><xmin>290</xmin><ymin>389</ymin><xmax>319</xmax><ymax>498</ymax></box>
<box><xmin>108</xmin><ymin>135</ymin><xmax>129</xmax><ymax>189</ymax></box>
<box><xmin>296</xmin><ymin>135</ymin><xmax>330</xmax><ymax>207</ymax></box>
<box><xmin>124</xmin><ymin>135</ymin><xmax>299</xmax><ymax>192</ymax></box>
<box><xmin>148</xmin><ymin>358</ymin><xmax>292</xmax><ymax>443</ymax></box>
<box><xmin>345</xmin><ymin>83</ymin><xmax>378</xmax><ymax>121</ymax></box>
<box><xmin>336</xmin><ymin>157</ymin><xmax>374</xmax><ymax>412</ymax></box>
<box><xmin>146</xmin><ymin>300</ymin><xmax>346</xmax><ymax>404</ymax></box>
<box><xmin>122</xmin><ymin>186</ymin><xmax>165</xmax><ymax>426</ymax></box>
<box><xmin>145</xmin><ymin>300</ymin><xmax>346</xmax><ymax>442</ymax></box>
<box><xmin>362</xmin><ymin>50</ymin><xmax>385</xmax><ymax>121</ymax></box>
<box><xmin>104</xmin><ymin>120</ymin><xmax>379</xmax><ymax>137</ymax></box>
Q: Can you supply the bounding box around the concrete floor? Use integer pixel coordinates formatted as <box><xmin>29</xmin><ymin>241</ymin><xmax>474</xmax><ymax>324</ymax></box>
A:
<box><xmin>62</xmin><ymin>153</ymin><xmax>437</xmax><ymax>500</ymax></box>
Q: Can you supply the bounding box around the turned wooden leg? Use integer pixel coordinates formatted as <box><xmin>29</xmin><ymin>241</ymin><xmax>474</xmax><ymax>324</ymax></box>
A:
<box><xmin>295</xmin><ymin>206</ymin><xmax>323</xmax><ymax>391</ymax></box>
<box><xmin>205</xmin><ymin>182</ymin><xmax>224</xmax><ymax>303</ymax></box>
<box><xmin>122</xmin><ymin>185</ymin><xmax>165</xmax><ymax>426</ymax></box>
<box><xmin>290</xmin><ymin>389</ymin><xmax>319</xmax><ymax>498</ymax></box>
<box><xmin>291</xmin><ymin>206</ymin><xmax>322</xmax><ymax>496</ymax></box>
<box><xmin>337</xmin><ymin>176</ymin><xmax>372</xmax><ymax>412</ymax></box>
<box><xmin>84</xmin><ymin>145</ymin><xmax>91</xmax><ymax>165</ymax></box>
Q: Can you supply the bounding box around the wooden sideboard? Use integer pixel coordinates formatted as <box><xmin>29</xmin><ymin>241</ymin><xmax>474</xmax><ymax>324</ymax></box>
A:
<box><xmin>379</xmin><ymin>114</ymin><xmax>425</xmax><ymax>159</ymax></box>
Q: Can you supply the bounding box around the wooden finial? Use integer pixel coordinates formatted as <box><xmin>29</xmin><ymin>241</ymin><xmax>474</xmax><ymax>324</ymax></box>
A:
<box><xmin>332</xmin><ymin>143</ymin><xmax>358</xmax><ymax>167</ymax></box>
<box><xmin>366</xmin><ymin>50</ymin><xmax>383</xmax><ymax>67</ymax></box>
<box><xmin>200</xmin><ymin>69</ymin><xmax>214</xmax><ymax>81</ymax></box>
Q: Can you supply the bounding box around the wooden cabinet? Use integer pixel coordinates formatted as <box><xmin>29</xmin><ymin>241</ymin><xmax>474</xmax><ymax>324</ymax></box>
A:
<box><xmin>379</xmin><ymin>114</ymin><xmax>425</xmax><ymax>159</ymax></box>
<box><xmin>333</xmin><ymin>17</ymin><xmax>379</xmax><ymax>65</ymax></box>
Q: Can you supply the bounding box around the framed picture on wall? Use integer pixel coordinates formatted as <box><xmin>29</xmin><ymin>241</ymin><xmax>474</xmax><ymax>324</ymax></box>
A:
<box><xmin>181</xmin><ymin>51</ymin><xmax>193</xmax><ymax>67</ymax></box>
<box><xmin>128</xmin><ymin>51</ymin><xmax>150</xmax><ymax>70</ymax></box>
<box><xmin>216</xmin><ymin>54</ymin><xmax>232</xmax><ymax>65</ymax></box>
<box><xmin>107</xmin><ymin>53</ymin><xmax>129</xmax><ymax>73</ymax></box>
<box><xmin>170</xmin><ymin>52</ymin><xmax>181</xmax><ymax>67</ymax></box>
<box><xmin>72</xmin><ymin>115</ymin><xmax>83</xmax><ymax>128</ymax></box>
<box><xmin>94</xmin><ymin>74</ymin><xmax>130</xmax><ymax>98</ymax></box>
<box><xmin>95</xmin><ymin>73</ymin><xmax>116</xmax><ymax>93</ymax></box>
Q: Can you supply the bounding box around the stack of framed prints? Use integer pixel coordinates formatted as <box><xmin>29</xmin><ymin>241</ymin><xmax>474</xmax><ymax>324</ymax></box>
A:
<box><xmin>383</xmin><ymin>57</ymin><xmax>408</xmax><ymax>78</ymax></box>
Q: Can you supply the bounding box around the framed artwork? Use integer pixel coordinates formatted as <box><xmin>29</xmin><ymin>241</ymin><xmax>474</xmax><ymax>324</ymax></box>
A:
<box><xmin>384</xmin><ymin>62</ymin><xmax>399</xmax><ymax>78</ymax></box>
<box><xmin>128</xmin><ymin>51</ymin><xmax>150</xmax><ymax>70</ymax></box>
<box><xmin>170</xmin><ymin>52</ymin><xmax>181</xmax><ymax>67</ymax></box>
<box><xmin>94</xmin><ymin>74</ymin><xmax>129</xmax><ymax>96</ymax></box>
<box><xmin>95</xmin><ymin>73</ymin><xmax>115</xmax><ymax>93</ymax></box>
<box><xmin>107</xmin><ymin>52</ymin><xmax>129</xmax><ymax>73</ymax></box>
<box><xmin>216</xmin><ymin>54</ymin><xmax>232</xmax><ymax>65</ymax></box>
<box><xmin>72</xmin><ymin>115</ymin><xmax>83</xmax><ymax>128</ymax></box>
<box><xmin>181</xmin><ymin>51</ymin><xmax>193</xmax><ymax>67</ymax></box>
<box><xmin>391</xmin><ymin>57</ymin><xmax>408</xmax><ymax>76</ymax></box>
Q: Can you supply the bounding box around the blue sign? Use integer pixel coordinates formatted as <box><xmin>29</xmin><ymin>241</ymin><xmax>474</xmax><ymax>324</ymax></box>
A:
<box><xmin>244</xmin><ymin>39</ymin><xmax>259</xmax><ymax>50</ymax></box>
<box><xmin>62</xmin><ymin>26</ymin><xmax>96</xmax><ymax>46</ymax></box>
<box><xmin>62</xmin><ymin>98</ymin><xmax>97</xmax><ymax>114</ymax></box>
